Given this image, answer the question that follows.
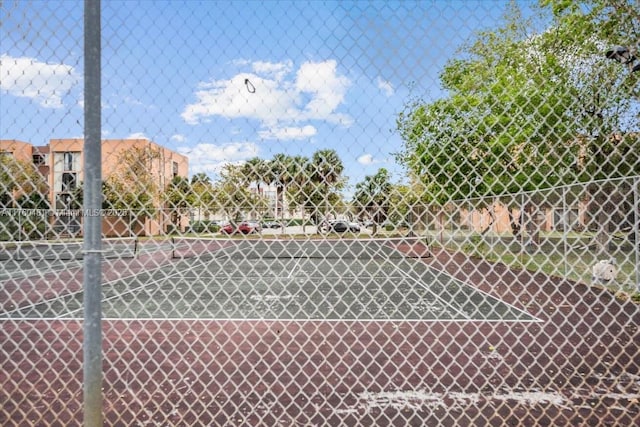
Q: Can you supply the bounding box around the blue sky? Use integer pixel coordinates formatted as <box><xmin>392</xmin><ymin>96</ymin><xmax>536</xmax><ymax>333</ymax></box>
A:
<box><xmin>0</xmin><ymin>1</ymin><xmax>538</xmax><ymax>195</ymax></box>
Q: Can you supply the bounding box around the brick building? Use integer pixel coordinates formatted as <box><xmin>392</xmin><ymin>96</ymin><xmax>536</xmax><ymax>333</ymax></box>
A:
<box><xmin>0</xmin><ymin>138</ymin><xmax>188</xmax><ymax>236</ymax></box>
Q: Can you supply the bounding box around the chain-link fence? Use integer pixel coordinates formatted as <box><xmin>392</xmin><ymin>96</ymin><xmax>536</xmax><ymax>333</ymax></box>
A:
<box><xmin>424</xmin><ymin>177</ymin><xmax>639</xmax><ymax>293</ymax></box>
<box><xmin>1</xmin><ymin>1</ymin><xmax>639</xmax><ymax>425</ymax></box>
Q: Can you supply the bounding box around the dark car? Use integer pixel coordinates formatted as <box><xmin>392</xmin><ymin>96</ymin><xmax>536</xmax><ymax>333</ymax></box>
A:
<box><xmin>262</xmin><ymin>221</ymin><xmax>282</xmax><ymax>229</ymax></box>
<box><xmin>330</xmin><ymin>220</ymin><xmax>360</xmax><ymax>233</ymax></box>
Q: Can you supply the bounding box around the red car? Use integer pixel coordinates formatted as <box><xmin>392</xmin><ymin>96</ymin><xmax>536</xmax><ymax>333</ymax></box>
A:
<box><xmin>220</xmin><ymin>223</ymin><xmax>234</xmax><ymax>234</ymax></box>
<box><xmin>221</xmin><ymin>221</ymin><xmax>261</xmax><ymax>234</ymax></box>
<box><xmin>238</xmin><ymin>221</ymin><xmax>261</xmax><ymax>234</ymax></box>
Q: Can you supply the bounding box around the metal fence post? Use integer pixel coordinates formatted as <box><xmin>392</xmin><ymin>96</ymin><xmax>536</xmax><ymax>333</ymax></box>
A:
<box><xmin>83</xmin><ymin>1</ymin><xmax>102</xmax><ymax>426</ymax></box>
<box><xmin>635</xmin><ymin>176</ymin><xmax>640</xmax><ymax>291</ymax></box>
<box><xmin>563</xmin><ymin>184</ymin><xmax>568</xmax><ymax>277</ymax></box>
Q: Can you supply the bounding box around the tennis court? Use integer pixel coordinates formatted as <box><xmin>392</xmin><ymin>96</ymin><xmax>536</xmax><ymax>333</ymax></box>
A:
<box><xmin>2</xmin><ymin>236</ymin><xmax>638</xmax><ymax>425</ymax></box>
<box><xmin>2</xmin><ymin>238</ymin><xmax>537</xmax><ymax>322</ymax></box>
<box><xmin>2</xmin><ymin>1</ymin><xmax>640</xmax><ymax>425</ymax></box>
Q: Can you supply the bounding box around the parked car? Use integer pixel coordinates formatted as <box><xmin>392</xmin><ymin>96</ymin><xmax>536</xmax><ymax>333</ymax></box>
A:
<box><xmin>330</xmin><ymin>220</ymin><xmax>360</xmax><ymax>233</ymax></box>
<box><xmin>262</xmin><ymin>221</ymin><xmax>282</xmax><ymax>229</ymax></box>
<box><xmin>220</xmin><ymin>222</ymin><xmax>234</xmax><ymax>234</ymax></box>
<box><xmin>238</xmin><ymin>221</ymin><xmax>261</xmax><ymax>234</ymax></box>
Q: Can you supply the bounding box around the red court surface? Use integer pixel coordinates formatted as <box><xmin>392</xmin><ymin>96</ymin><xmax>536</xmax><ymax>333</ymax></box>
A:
<box><xmin>1</xmin><ymin>247</ymin><xmax>639</xmax><ymax>426</ymax></box>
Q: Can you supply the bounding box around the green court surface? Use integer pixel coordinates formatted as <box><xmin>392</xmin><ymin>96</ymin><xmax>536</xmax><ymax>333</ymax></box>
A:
<box><xmin>5</xmin><ymin>240</ymin><xmax>538</xmax><ymax>321</ymax></box>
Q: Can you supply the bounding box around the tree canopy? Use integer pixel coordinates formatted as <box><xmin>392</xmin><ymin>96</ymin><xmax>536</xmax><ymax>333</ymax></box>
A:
<box><xmin>103</xmin><ymin>146</ymin><xmax>160</xmax><ymax>216</ymax></box>
<box><xmin>0</xmin><ymin>153</ymin><xmax>48</xmax><ymax>209</ymax></box>
<box><xmin>352</xmin><ymin>168</ymin><xmax>393</xmax><ymax>222</ymax></box>
<box><xmin>396</xmin><ymin>0</ymin><xmax>639</xmax><ymax>205</ymax></box>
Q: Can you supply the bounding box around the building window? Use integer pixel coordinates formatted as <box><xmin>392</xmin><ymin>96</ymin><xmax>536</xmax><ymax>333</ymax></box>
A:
<box><xmin>33</xmin><ymin>154</ymin><xmax>46</xmax><ymax>166</ymax></box>
<box><xmin>172</xmin><ymin>161</ymin><xmax>179</xmax><ymax>178</ymax></box>
<box><xmin>63</xmin><ymin>152</ymin><xmax>76</xmax><ymax>170</ymax></box>
<box><xmin>53</xmin><ymin>152</ymin><xmax>81</xmax><ymax>193</ymax></box>
<box><xmin>54</xmin><ymin>152</ymin><xmax>80</xmax><ymax>172</ymax></box>
<box><xmin>61</xmin><ymin>172</ymin><xmax>77</xmax><ymax>192</ymax></box>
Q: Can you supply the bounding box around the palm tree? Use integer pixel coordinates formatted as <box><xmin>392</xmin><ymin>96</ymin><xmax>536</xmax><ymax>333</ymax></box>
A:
<box><xmin>242</xmin><ymin>157</ymin><xmax>269</xmax><ymax>195</ymax></box>
<box><xmin>310</xmin><ymin>149</ymin><xmax>344</xmax><ymax>226</ymax></box>
<box><xmin>269</xmin><ymin>154</ymin><xmax>289</xmax><ymax>220</ymax></box>
<box><xmin>353</xmin><ymin>168</ymin><xmax>392</xmax><ymax>223</ymax></box>
<box><xmin>241</xmin><ymin>157</ymin><xmax>273</xmax><ymax>217</ymax></box>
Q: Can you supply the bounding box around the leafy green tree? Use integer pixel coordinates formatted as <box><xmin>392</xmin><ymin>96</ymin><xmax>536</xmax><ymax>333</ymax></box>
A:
<box><xmin>0</xmin><ymin>153</ymin><xmax>49</xmax><ymax>239</ymax></box>
<box><xmin>286</xmin><ymin>180</ymin><xmax>325</xmax><ymax>223</ymax></box>
<box><xmin>538</xmin><ymin>0</ymin><xmax>639</xmax><ymax>177</ymax></box>
<box><xmin>396</xmin><ymin>0</ymin><xmax>639</xmax><ymax>249</ymax></box>
<box><xmin>215</xmin><ymin>163</ymin><xmax>268</xmax><ymax>222</ymax></box>
<box><xmin>0</xmin><ymin>153</ymin><xmax>48</xmax><ymax>208</ymax></box>
<box><xmin>397</xmin><ymin>4</ymin><xmax>580</xmax><ymax>204</ymax></box>
<box><xmin>102</xmin><ymin>146</ymin><xmax>161</xmax><ymax>236</ymax></box>
<box><xmin>164</xmin><ymin>176</ymin><xmax>194</xmax><ymax>232</ymax></box>
<box><xmin>352</xmin><ymin>168</ymin><xmax>392</xmax><ymax>223</ymax></box>
<box><xmin>165</xmin><ymin>176</ymin><xmax>194</xmax><ymax>209</ymax></box>
<box><xmin>540</xmin><ymin>0</ymin><xmax>640</xmax><ymax>249</ymax></box>
<box><xmin>190</xmin><ymin>173</ymin><xmax>218</xmax><ymax>219</ymax></box>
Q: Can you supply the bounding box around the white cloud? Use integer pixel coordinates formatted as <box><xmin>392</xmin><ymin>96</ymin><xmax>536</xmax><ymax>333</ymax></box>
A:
<box><xmin>123</xmin><ymin>95</ymin><xmax>145</xmax><ymax>106</ymax></box>
<box><xmin>231</xmin><ymin>58</ymin><xmax>251</xmax><ymax>67</ymax></box>
<box><xmin>258</xmin><ymin>125</ymin><xmax>317</xmax><ymax>140</ymax></box>
<box><xmin>178</xmin><ymin>142</ymin><xmax>260</xmax><ymax>175</ymax></box>
<box><xmin>170</xmin><ymin>134</ymin><xmax>186</xmax><ymax>143</ymax></box>
<box><xmin>127</xmin><ymin>132</ymin><xmax>149</xmax><ymax>140</ymax></box>
<box><xmin>252</xmin><ymin>60</ymin><xmax>293</xmax><ymax>81</ymax></box>
<box><xmin>181</xmin><ymin>59</ymin><xmax>352</xmax><ymax>134</ymax></box>
<box><xmin>357</xmin><ymin>154</ymin><xmax>379</xmax><ymax>165</ymax></box>
<box><xmin>295</xmin><ymin>60</ymin><xmax>351</xmax><ymax>122</ymax></box>
<box><xmin>0</xmin><ymin>54</ymin><xmax>80</xmax><ymax>108</ymax></box>
<box><xmin>376</xmin><ymin>77</ymin><xmax>394</xmax><ymax>97</ymax></box>
<box><xmin>181</xmin><ymin>72</ymin><xmax>297</xmax><ymax>125</ymax></box>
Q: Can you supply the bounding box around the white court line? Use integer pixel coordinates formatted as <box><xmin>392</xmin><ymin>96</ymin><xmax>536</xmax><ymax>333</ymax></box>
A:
<box><xmin>3</xmin><ymin>317</ymin><xmax>544</xmax><ymax>323</ymax></box>
<box><xmin>393</xmin><ymin>259</ymin><xmax>472</xmax><ymax>320</ymax></box>
<box><xmin>287</xmin><ymin>254</ymin><xmax>305</xmax><ymax>279</ymax></box>
<box><xmin>1</xmin><ymin>263</ymin><xmax>177</xmax><ymax>319</ymax></box>
<box><xmin>0</xmin><ymin>259</ymin><xmax>83</xmax><ymax>281</ymax></box>
<box><xmin>2</xmin><ymin>249</ymin><xmax>541</xmax><ymax>323</ymax></box>
<box><xmin>62</xmin><ymin>268</ymin><xmax>188</xmax><ymax>317</ymax></box>
<box><xmin>401</xmin><ymin>260</ymin><xmax>542</xmax><ymax>322</ymax></box>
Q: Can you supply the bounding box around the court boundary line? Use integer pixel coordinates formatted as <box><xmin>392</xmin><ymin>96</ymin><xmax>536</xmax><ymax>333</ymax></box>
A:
<box><xmin>402</xmin><ymin>259</ymin><xmax>543</xmax><ymax>323</ymax></box>
<box><xmin>172</xmin><ymin>257</ymin><xmax>540</xmax><ymax>322</ymax></box>
<box><xmin>2</xmin><ymin>245</ymin><xmax>541</xmax><ymax>323</ymax></box>
<box><xmin>62</xmin><ymin>267</ymin><xmax>188</xmax><ymax>318</ymax></box>
<box><xmin>0</xmin><ymin>317</ymin><xmax>544</xmax><ymax>323</ymax></box>
<box><xmin>0</xmin><ymin>262</ymin><xmax>179</xmax><ymax>318</ymax></box>
<box><xmin>172</xmin><ymin>236</ymin><xmax>431</xmax><ymax>261</ymax></box>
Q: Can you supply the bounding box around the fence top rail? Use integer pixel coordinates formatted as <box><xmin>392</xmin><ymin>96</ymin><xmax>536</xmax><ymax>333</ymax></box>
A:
<box><xmin>448</xmin><ymin>175</ymin><xmax>640</xmax><ymax>206</ymax></box>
